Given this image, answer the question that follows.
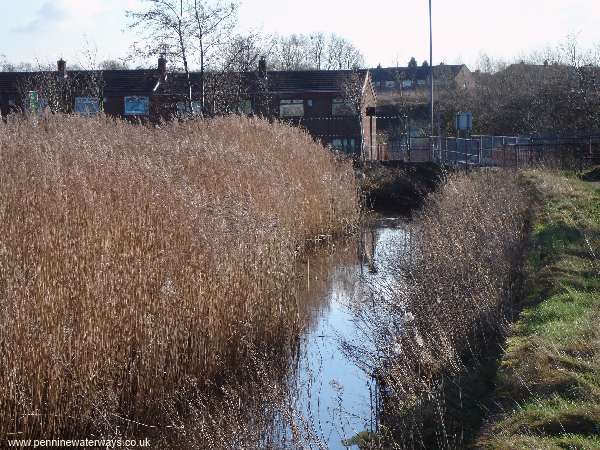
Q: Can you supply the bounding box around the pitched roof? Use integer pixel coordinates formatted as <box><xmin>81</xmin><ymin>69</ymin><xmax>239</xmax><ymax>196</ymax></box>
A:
<box><xmin>155</xmin><ymin>69</ymin><xmax>370</xmax><ymax>97</ymax></box>
<box><xmin>1</xmin><ymin>68</ymin><xmax>372</xmax><ymax>100</ymax></box>
<box><xmin>370</xmin><ymin>65</ymin><xmax>465</xmax><ymax>82</ymax></box>
<box><xmin>0</xmin><ymin>70</ymin><xmax>159</xmax><ymax>97</ymax></box>
<box><xmin>0</xmin><ymin>72</ymin><xmax>19</xmax><ymax>93</ymax></box>
<box><xmin>266</xmin><ymin>70</ymin><xmax>368</xmax><ymax>94</ymax></box>
<box><xmin>101</xmin><ymin>70</ymin><xmax>158</xmax><ymax>96</ymax></box>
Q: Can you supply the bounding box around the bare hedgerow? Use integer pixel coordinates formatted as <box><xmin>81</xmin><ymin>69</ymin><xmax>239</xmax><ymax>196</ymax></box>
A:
<box><xmin>0</xmin><ymin>114</ymin><xmax>358</xmax><ymax>440</ymax></box>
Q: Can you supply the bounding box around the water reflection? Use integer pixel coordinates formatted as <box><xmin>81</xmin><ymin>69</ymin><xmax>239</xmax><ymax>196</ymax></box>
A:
<box><xmin>287</xmin><ymin>215</ymin><xmax>412</xmax><ymax>449</ymax></box>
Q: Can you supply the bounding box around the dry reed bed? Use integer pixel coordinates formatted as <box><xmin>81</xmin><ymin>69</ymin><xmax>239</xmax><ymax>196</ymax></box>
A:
<box><xmin>352</xmin><ymin>170</ymin><xmax>531</xmax><ymax>449</ymax></box>
<box><xmin>404</xmin><ymin>170</ymin><xmax>530</xmax><ymax>372</ymax></box>
<box><xmin>0</xmin><ymin>115</ymin><xmax>358</xmax><ymax>438</ymax></box>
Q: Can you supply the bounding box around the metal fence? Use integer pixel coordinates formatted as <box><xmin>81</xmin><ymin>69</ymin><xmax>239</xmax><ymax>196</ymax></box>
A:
<box><xmin>376</xmin><ymin>135</ymin><xmax>600</xmax><ymax>169</ymax></box>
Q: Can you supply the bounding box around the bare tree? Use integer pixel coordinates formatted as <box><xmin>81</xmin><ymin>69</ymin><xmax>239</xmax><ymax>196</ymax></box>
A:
<box><xmin>191</xmin><ymin>0</ymin><xmax>238</xmax><ymax>114</ymax></box>
<box><xmin>0</xmin><ymin>56</ymin><xmax>33</xmax><ymax>72</ymax></box>
<box><xmin>266</xmin><ymin>33</ymin><xmax>364</xmax><ymax>71</ymax></box>
<box><xmin>339</xmin><ymin>70</ymin><xmax>367</xmax><ymax>157</ymax></box>
<box><xmin>99</xmin><ymin>60</ymin><xmax>130</xmax><ymax>70</ymax></box>
<box><xmin>274</xmin><ymin>34</ymin><xmax>309</xmax><ymax>70</ymax></box>
<box><xmin>339</xmin><ymin>71</ymin><xmax>364</xmax><ymax>113</ymax></box>
<box><xmin>325</xmin><ymin>34</ymin><xmax>364</xmax><ymax>70</ymax></box>
<box><xmin>127</xmin><ymin>0</ymin><xmax>195</xmax><ymax>112</ymax></box>
<box><xmin>221</xmin><ymin>33</ymin><xmax>269</xmax><ymax>72</ymax></box>
<box><xmin>307</xmin><ymin>33</ymin><xmax>326</xmax><ymax>70</ymax></box>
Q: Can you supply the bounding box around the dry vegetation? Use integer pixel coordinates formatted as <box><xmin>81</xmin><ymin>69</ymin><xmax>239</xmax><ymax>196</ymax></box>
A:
<box><xmin>349</xmin><ymin>170</ymin><xmax>532</xmax><ymax>449</ymax></box>
<box><xmin>0</xmin><ymin>114</ymin><xmax>358</xmax><ymax>440</ymax></box>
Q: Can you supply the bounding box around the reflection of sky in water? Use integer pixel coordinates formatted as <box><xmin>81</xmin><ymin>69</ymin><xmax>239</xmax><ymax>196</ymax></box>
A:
<box><xmin>292</xmin><ymin>218</ymin><xmax>411</xmax><ymax>449</ymax></box>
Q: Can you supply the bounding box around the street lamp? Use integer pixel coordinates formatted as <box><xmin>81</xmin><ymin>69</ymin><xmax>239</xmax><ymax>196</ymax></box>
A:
<box><xmin>429</xmin><ymin>0</ymin><xmax>434</xmax><ymax>160</ymax></box>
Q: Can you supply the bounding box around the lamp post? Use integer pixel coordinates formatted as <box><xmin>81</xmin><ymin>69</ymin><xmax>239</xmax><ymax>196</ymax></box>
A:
<box><xmin>429</xmin><ymin>0</ymin><xmax>434</xmax><ymax>160</ymax></box>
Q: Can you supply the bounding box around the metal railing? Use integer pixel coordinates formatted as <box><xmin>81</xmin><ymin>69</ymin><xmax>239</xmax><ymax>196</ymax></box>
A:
<box><xmin>376</xmin><ymin>135</ymin><xmax>600</xmax><ymax>168</ymax></box>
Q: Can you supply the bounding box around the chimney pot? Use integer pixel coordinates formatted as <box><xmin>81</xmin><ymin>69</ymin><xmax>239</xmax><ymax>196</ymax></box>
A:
<box><xmin>158</xmin><ymin>54</ymin><xmax>167</xmax><ymax>80</ymax></box>
<box><xmin>57</xmin><ymin>58</ymin><xmax>67</xmax><ymax>78</ymax></box>
<box><xmin>258</xmin><ymin>56</ymin><xmax>267</xmax><ymax>78</ymax></box>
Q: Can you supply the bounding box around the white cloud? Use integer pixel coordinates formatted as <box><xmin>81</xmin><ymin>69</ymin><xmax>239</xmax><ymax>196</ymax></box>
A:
<box><xmin>13</xmin><ymin>2</ymin><xmax>67</xmax><ymax>33</ymax></box>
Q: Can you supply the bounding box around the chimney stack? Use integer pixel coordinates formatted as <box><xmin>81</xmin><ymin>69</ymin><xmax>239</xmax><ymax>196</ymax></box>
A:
<box><xmin>158</xmin><ymin>54</ymin><xmax>167</xmax><ymax>81</ymax></box>
<box><xmin>57</xmin><ymin>58</ymin><xmax>67</xmax><ymax>78</ymax></box>
<box><xmin>258</xmin><ymin>56</ymin><xmax>267</xmax><ymax>78</ymax></box>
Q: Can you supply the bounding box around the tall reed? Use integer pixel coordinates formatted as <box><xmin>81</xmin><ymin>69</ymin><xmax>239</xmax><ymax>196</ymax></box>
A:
<box><xmin>351</xmin><ymin>170</ymin><xmax>531</xmax><ymax>449</ymax></box>
<box><xmin>0</xmin><ymin>114</ymin><xmax>358</xmax><ymax>438</ymax></box>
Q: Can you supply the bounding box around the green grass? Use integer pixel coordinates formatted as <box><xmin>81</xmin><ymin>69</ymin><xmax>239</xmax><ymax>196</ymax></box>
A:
<box><xmin>479</xmin><ymin>170</ymin><xmax>600</xmax><ymax>449</ymax></box>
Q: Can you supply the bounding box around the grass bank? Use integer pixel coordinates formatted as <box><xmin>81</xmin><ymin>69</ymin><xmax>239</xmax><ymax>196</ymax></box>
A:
<box><xmin>479</xmin><ymin>169</ymin><xmax>600</xmax><ymax>449</ymax></box>
<box><xmin>0</xmin><ymin>114</ymin><xmax>358</xmax><ymax>440</ymax></box>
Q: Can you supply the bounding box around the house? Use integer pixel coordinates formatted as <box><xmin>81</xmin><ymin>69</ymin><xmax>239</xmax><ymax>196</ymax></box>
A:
<box><xmin>369</xmin><ymin>64</ymin><xmax>475</xmax><ymax>142</ymax></box>
<box><xmin>370</xmin><ymin>64</ymin><xmax>475</xmax><ymax>99</ymax></box>
<box><xmin>1</xmin><ymin>57</ymin><xmax>378</xmax><ymax>159</ymax></box>
<box><xmin>0</xmin><ymin>60</ymin><xmax>158</xmax><ymax>119</ymax></box>
<box><xmin>259</xmin><ymin>65</ymin><xmax>377</xmax><ymax>158</ymax></box>
<box><xmin>164</xmin><ymin>60</ymin><xmax>378</xmax><ymax>157</ymax></box>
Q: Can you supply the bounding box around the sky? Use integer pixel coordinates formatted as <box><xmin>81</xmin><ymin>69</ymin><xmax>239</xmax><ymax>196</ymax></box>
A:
<box><xmin>1</xmin><ymin>0</ymin><xmax>600</xmax><ymax>69</ymax></box>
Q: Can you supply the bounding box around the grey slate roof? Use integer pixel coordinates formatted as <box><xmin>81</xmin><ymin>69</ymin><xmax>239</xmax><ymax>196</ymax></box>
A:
<box><xmin>101</xmin><ymin>70</ymin><xmax>158</xmax><ymax>96</ymax></box>
<box><xmin>1</xmin><ymin>68</ymin><xmax>370</xmax><ymax>101</ymax></box>
<box><xmin>266</xmin><ymin>70</ymin><xmax>368</xmax><ymax>94</ymax></box>
<box><xmin>0</xmin><ymin>70</ymin><xmax>159</xmax><ymax>97</ymax></box>
<box><xmin>370</xmin><ymin>65</ymin><xmax>464</xmax><ymax>82</ymax></box>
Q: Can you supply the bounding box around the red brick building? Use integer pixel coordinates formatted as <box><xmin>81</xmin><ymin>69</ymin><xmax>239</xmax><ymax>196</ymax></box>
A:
<box><xmin>0</xmin><ymin>58</ymin><xmax>377</xmax><ymax>158</ymax></box>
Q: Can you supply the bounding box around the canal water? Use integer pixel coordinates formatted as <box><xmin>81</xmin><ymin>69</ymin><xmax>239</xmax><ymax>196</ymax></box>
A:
<box><xmin>287</xmin><ymin>215</ymin><xmax>412</xmax><ymax>449</ymax></box>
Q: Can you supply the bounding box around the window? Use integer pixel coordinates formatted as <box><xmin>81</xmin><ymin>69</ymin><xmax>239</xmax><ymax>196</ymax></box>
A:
<box><xmin>385</xmin><ymin>80</ymin><xmax>395</xmax><ymax>89</ymax></box>
<box><xmin>402</xmin><ymin>80</ymin><xmax>413</xmax><ymax>88</ymax></box>
<box><xmin>332</xmin><ymin>98</ymin><xmax>355</xmax><ymax>116</ymax></box>
<box><xmin>75</xmin><ymin>97</ymin><xmax>100</xmax><ymax>116</ymax></box>
<box><xmin>176</xmin><ymin>101</ymin><xmax>202</xmax><ymax>116</ymax></box>
<box><xmin>417</xmin><ymin>79</ymin><xmax>426</xmax><ymax>86</ymax></box>
<box><xmin>238</xmin><ymin>99</ymin><xmax>252</xmax><ymax>115</ymax></box>
<box><xmin>331</xmin><ymin>138</ymin><xmax>356</xmax><ymax>154</ymax></box>
<box><xmin>25</xmin><ymin>92</ymin><xmax>48</xmax><ymax>115</ymax></box>
<box><xmin>307</xmin><ymin>99</ymin><xmax>313</xmax><ymax>107</ymax></box>
<box><xmin>124</xmin><ymin>96</ymin><xmax>150</xmax><ymax>116</ymax></box>
<box><xmin>279</xmin><ymin>99</ymin><xmax>304</xmax><ymax>117</ymax></box>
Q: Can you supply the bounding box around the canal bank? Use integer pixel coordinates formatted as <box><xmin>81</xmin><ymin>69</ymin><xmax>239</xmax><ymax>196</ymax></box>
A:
<box><xmin>478</xmin><ymin>170</ymin><xmax>600</xmax><ymax>449</ymax></box>
<box><xmin>166</xmin><ymin>169</ymin><xmax>598</xmax><ymax>450</ymax></box>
